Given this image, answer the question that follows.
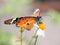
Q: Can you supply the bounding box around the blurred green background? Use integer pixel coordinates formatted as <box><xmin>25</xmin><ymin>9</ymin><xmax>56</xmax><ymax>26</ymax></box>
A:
<box><xmin>0</xmin><ymin>0</ymin><xmax>60</xmax><ymax>45</ymax></box>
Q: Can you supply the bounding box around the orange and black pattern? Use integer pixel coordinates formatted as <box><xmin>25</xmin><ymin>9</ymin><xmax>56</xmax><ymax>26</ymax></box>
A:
<box><xmin>4</xmin><ymin>9</ymin><xmax>41</xmax><ymax>30</ymax></box>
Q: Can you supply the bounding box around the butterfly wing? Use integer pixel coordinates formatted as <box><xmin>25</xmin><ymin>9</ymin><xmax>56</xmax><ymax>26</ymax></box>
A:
<box><xmin>33</xmin><ymin>9</ymin><xmax>40</xmax><ymax>17</ymax></box>
<box><xmin>4</xmin><ymin>9</ymin><xmax>40</xmax><ymax>30</ymax></box>
<box><xmin>4</xmin><ymin>18</ymin><xmax>17</xmax><ymax>24</ymax></box>
<box><xmin>4</xmin><ymin>19</ymin><xmax>13</xmax><ymax>24</ymax></box>
<box><xmin>24</xmin><ymin>19</ymin><xmax>35</xmax><ymax>30</ymax></box>
<box><xmin>16</xmin><ymin>17</ymin><xmax>35</xmax><ymax>30</ymax></box>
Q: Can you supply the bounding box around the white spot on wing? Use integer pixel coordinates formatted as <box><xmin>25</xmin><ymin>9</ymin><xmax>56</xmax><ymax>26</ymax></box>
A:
<box><xmin>10</xmin><ymin>18</ymin><xmax>16</xmax><ymax>24</ymax></box>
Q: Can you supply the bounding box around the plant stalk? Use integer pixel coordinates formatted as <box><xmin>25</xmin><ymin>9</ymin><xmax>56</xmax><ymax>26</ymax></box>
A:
<box><xmin>20</xmin><ymin>28</ymin><xmax>24</xmax><ymax>45</ymax></box>
<box><xmin>28</xmin><ymin>28</ymin><xmax>39</xmax><ymax>45</ymax></box>
<box><xmin>34</xmin><ymin>36</ymin><xmax>38</xmax><ymax>45</ymax></box>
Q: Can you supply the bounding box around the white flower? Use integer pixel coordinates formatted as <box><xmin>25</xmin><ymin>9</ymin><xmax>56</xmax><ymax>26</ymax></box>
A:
<box><xmin>34</xmin><ymin>23</ymin><xmax>39</xmax><ymax>28</ymax></box>
<box><xmin>36</xmin><ymin>29</ymin><xmax>45</xmax><ymax>38</ymax></box>
<box><xmin>34</xmin><ymin>24</ymin><xmax>45</xmax><ymax>38</ymax></box>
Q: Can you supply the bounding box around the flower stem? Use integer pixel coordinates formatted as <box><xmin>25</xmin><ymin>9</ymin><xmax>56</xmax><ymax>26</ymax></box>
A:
<box><xmin>34</xmin><ymin>28</ymin><xmax>39</xmax><ymax>36</ymax></box>
<box><xmin>33</xmin><ymin>28</ymin><xmax>39</xmax><ymax>45</ymax></box>
<box><xmin>28</xmin><ymin>28</ymin><xmax>39</xmax><ymax>45</ymax></box>
<box><xmin>20</xmin><ymin>28</ymin><xmax>24</xmax><ymax>45</ymax></box>
<box><xmin>28</xmin><ymin>38</ymin><xmax>33</xmax><ymax>45</ymax></box>
<box><xmin>21</xmin><ymin>31</ymin><xmax>22</xmax><ymax>45</ymax></box>
<box><xmin>34</xmin><ymin>36</ymin><xmax>38</xmax><ymax>45</ymax></box>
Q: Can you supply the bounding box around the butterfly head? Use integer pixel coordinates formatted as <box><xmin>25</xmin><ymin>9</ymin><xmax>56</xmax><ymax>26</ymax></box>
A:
<box><xmin>35</xmin><ymin>16</ymin><xmax>42</xmax><ymax>22</ymax></box>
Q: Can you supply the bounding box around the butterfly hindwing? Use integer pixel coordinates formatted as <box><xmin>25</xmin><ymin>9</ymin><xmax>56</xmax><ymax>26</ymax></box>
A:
<box><xmin>33</xmin><ymin>9</ymin><xmax>40</xmax><ymax>17</ymax></box>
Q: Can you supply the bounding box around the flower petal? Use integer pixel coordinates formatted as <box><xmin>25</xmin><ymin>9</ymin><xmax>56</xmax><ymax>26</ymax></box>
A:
<box><xmin>34</xmin><ymin>24</ymin><xmax>39</xmax><ymax>28</ymax></box>
<box><xmin>36</xmin><ymin>29</ymin><xmax>45</xmax><ymax>38</ymax></box>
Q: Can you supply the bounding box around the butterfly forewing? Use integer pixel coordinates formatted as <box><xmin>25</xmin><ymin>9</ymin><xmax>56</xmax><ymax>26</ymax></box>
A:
<box><xmin>16</xmin><ymin>17</ymin><xmax>36</xmax><ymax>30</ymax></box>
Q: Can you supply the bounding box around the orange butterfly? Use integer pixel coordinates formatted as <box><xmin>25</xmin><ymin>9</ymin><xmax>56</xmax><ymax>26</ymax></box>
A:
<box><xmin>4</xmin><ymin>9</ymin><xmax>41</xmax><ymax>30</ymax></box>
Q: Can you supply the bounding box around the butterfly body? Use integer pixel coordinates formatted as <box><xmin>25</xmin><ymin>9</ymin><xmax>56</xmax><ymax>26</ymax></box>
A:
<box><xmin>4</xmin><ymin>9</ymin><xmax>41</xmax><ymax>30</ymax></box>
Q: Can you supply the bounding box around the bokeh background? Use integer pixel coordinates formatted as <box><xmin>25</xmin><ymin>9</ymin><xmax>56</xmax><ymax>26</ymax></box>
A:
<box><xmin>0</xmin><ymin>0</ymin><xmax>60</xmax><ymax>45</ymax></box>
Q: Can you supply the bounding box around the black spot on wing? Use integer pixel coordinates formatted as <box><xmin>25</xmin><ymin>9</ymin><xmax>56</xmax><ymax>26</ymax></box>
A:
<box><xmin>27</xmin><ymin>23</ymin><xmax>30</xmax><ymax>25</ymax></box>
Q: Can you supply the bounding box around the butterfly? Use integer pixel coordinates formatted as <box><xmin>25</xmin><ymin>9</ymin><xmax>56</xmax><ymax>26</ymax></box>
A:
<box><xmin>4</xmin><ymin>9</ymin><xmax>42</xmax><ymax>30</ymax></box>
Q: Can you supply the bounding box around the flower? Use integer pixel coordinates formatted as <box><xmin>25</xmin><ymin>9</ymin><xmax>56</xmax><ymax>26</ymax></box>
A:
<box><xmin>34</xmin><ymin>23</ymin><xmax>46</xmax><ymax>37</ymax></box>
<box><xmin>36</xmin><ymin>29</ymin><xmax>45</xmax><ymax>37</ymax></box>
<box><xmin>38</xmin><ymin>23</ymin><xmax>46</xmax><ymax>30</ymax></box>
<box><xmin>34</xmin><ymin>23</ymin><xmax>46</xmax><ymax>30</ymax></box>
